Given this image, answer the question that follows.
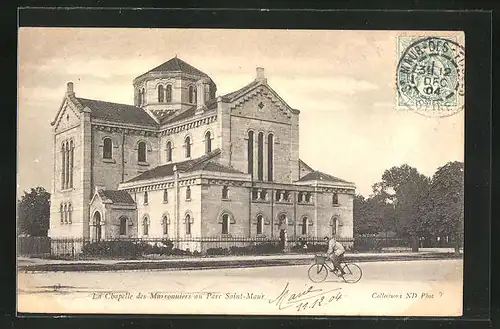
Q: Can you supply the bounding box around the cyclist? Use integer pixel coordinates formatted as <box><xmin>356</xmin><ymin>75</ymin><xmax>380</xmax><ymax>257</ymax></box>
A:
<box><xmin>324</xmin><ymin>236</ymin><xmax>346</xmax><ymax>275</ymax></box>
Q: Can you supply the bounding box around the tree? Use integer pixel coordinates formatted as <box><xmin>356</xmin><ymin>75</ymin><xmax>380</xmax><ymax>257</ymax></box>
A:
<box><xmin>373</xmin><ymin>164</ymin><xmax>431</xmax><ymax>251</ymax></box>
<box><xmin>427</xmin><ymin>161</ymin><xmax>464</xmax><ymax>254</ymax></box>
<box><xmin>17</xmin><ymin>187</ymin><xmax>50</xmax><ymax>236</ymax></box>
<box><xmin>353</xmin><ymin>194</ymin><xmax>379</xmax><ymax>235</ymax></box>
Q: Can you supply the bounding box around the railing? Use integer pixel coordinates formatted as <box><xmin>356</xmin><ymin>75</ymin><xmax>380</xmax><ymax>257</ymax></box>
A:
<box><xmin>17</xmin><ymin>234</ymin><xmax>459</xmax><ymax>260</ymax></box>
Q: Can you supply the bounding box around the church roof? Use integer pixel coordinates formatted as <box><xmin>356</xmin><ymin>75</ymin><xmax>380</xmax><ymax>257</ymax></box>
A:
<box><xmin>125</xmin><ymin>149</ymin><xmax>246</xmax><ymax>184</ymax></box>
<box><xmin>77</xmin><ymin>98</ymin><xmax>158</xmax><ymax>127</ymax></box>
<box><xmin>97</xmin><ymin>189</ymin><xmax>135</xmax><ymax>204</ymax></box>
<box><xmin>141</xmin><ymin>57</ymin><xmax>210</xmax><ymax>78</ymax></box>
<box><xmin>221</xmin><ymin>80</ymin><xmax>261</xmax><ymax>101</ymax></box>
<box><xmin>297</xmin><ymin>171</ymin><xmax>353</xmax><ymax>184</ymax></box>
<box><xmin>159</xmin><ymin>98</ymin><xmax>217</xmax><ymax>125</ymax></box>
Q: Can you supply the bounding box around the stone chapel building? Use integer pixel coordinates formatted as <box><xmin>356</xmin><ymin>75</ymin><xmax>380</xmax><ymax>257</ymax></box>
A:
<box><xmin>49</xmin><ymin>57</ymin><xmax>356</xmax><ymax>251</ymax></box>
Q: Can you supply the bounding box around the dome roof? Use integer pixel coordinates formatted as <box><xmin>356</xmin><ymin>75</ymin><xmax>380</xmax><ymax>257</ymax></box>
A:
<box><xmin>139</xmin><ymin>56</ymin><xmax>210</xmax><ymax>78</ymax></box>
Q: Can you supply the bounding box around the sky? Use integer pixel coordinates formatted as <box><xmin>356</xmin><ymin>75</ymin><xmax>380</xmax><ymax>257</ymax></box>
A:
<box><xmin>17</xmin><ymin>28</ymin><xmax>464</xmax><ymax>197</ymax></box>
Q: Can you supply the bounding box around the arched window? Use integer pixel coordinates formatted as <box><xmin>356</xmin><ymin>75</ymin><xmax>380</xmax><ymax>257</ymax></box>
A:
<box><xmin>166</xmin><ymin>141</ymin><xmax>172</xmax><ymax>162</ymax></box>
<box><xmin>247</xmin><ymin>131</ymin><xmax>254</xmax><ymax>174</ymax></box>
<box><xmin>158</xmin><ymin>85</ymin><xmax>165</xmax><ymax>103</ymax></box>
<box><xmin>162</xmin><ymin>215</ymin><xmax>169</xmax><ymax>235</ymax></box>
<box><xmin>93</xmin><ymin>211</ymin><xmax>102</xmax><ymax>242</ymax></box>
<box><xmin>69</xmin><ymin>140</ymin><xmax>74</xmax><ymax>188</ymax></box>
<box><xmin>222</xmin><ymin>214</ymin><xmax>229</xmax><ymax>234</ymax></box>
<box><xmin>267</xmin><ymin>134</ymin><xmax>274</xmax><ymax>181</ymax></box>
<box><xmin>60</xmin><ymin>204</ymin><xmax>64</xmax><ymax>223</ymax></box>
<box><xmin>65</xmin><ymin>141</ymin><xmax>70</xmax><ymax>189</ymax></box>
<box><xmin>138</xmin><ymin>141</ymin><xmax>146</xmax><ymax>162</ymax></box>
<box><xmin>119</xmin><ymin>217</ymin><xmax>127</xmax><ymax>235</ymax></box>
<box><xmin>302</xmin><ymin>217</ymin><xmax>308</xmax><ymax>235</ymax></box>
<box><xmin>68</xmin><ymin>204</ymin><xmax>72</xmax><ymax>223</ymax></box>
<box><xmin>186</xmin><ymin>186</ymin><xmax>191</xmax><ymax>200</ymax></box>
<box><xmin>143</xmin><ymin>191</ymin><xmax>148</xmax><ymax>205</ymax></box>
<box><xmin>163</xmin><ymin>189</ymin><xmax>168</xmax><ymax>203</ymax></box>
<box><xmin>332</xmin><ymin>193</ymin><xmax>339</xmax><ymax>205</ymax></box>
<box><xmin>205</xmin><ymin>131</ymin><xmax>212</xmax><ymax>154</ymax></box>
<box><xmin>103</xmin><ymin>138</ymin><xmax>112</xmax><ymax>159</ymax></box>
<box><xmin>185</xmin><ymin>214</ymin><xmax>192</xmax><ymax>235</ymax></box>
<box><xmin>331</xmin><ymin>217</ymin><xmax>338</xmax><ymax>236</ymax></box>
<box><xmin>63</xmin><ymin>204</ymin><xmax>68</xmax><ymax>223</ymax></box>
<box><xmin>188</xmin><ymin>85</ymin><xmax>194</xmax><ymax>103</ymax></box>
<box><xmin>305</xmin><ymin>193</ymin><xmax>312</xmax><ymax>203</ymax></box>
<box><xmin>256</xmin><ymin>215</ymin><xmax>263</xmax><ymax>235</ymax></box>
<box><xmin>61</xmin><ymin>143</ymin><xmax>66</xmax><ymax>189</ymax></box>
<box><xmin>257</xmin><ymin>132</ymin><xmax>264</xmax><ymax>180</ymax></box>
<box><xmin>141</xmin><ymin>88</ymin><xmax>145</xmax><ymax>105</ymax></box>
<box><xmin>185</xmin><ymin>136</ymin><xmax>191</xmax><ymax>158</ymax></box>
<box><xmin>143</xmin><ymin>217</ymin><xmax>149</xmax><ymax>236</ymax></box>
<box><xmin>166</xmin><ymin>84</ymin><xmax>172</xmax><ymax>102</ymax></box>
<box><xmin>222</xmin><ymin>186</ymin><xmax>229</xmax><ymax>199</ymax></box>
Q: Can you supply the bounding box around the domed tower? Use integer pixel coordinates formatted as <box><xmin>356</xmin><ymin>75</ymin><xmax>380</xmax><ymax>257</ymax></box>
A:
<box><xmin>133</xmin><ymin>56</ymin><xmax>217</xmax><ymax>121</ymax></box>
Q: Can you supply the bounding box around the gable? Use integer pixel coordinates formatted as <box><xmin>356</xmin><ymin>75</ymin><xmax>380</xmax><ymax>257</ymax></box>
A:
<box><xmin>53</xmin><ymin>98</ymin><xmax>81</xmax><ymax>132</ymax></box>
<box><xmin>229</xmin><ymin>85</ymin><xmax>296</xmax><ymax>123</ymax></box>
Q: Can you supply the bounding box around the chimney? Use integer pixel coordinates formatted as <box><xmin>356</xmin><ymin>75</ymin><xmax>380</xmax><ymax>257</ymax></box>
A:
<box><xmin>256</xmin><ymin>67</ymin><xmax>266</xmax><ymax>82</ymax></box>
<box><xmin>66</xmin><ymin>82</ymin><xmax>74</xmax><ymax>96</ymax></box>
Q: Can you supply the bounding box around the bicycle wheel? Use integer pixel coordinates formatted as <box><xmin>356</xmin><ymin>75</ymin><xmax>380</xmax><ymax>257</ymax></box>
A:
<box><xmin>341</xmin><ymin>263</ymin><xmax>362</xmax><ymax>283</ymax></box>
<box><xmin>308</xmin><ymin>263</ymin><xmax>328</xmax><ymax>283</ymax></box>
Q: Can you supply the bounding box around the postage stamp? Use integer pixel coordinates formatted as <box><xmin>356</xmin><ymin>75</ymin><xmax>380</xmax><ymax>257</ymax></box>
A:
<box><xmin>396</xmin><ymin>36</ymin><xmax>465</xmax><ymax>117</ymax></box>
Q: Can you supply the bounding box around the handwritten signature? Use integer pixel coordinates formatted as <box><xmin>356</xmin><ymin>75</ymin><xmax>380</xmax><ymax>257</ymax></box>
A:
<box><xmin>268</xmin><ymin>282</ymin><xmax>343</xmax><ymax>311</ymax></box>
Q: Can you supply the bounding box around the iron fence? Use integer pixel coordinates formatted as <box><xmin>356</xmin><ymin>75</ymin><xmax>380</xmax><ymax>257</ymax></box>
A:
<box><xmin>18</xmin><ymin>234</ymin><xmax>459</xmax><ymax>260</ymax></box>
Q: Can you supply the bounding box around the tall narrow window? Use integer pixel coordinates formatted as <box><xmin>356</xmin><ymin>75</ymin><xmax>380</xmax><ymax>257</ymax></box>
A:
<box><xmin>69</xmin><ymin>140</ymin><xmax>74</xmax><ymax>188</ymax></box>
<box><xmin>103</xmin><ymin>138</ymin><xmax>112</xmax><ymax>159</ymax></box>
<box><xmin>120</xmin><ymin>217</ymin><xmax>127</xmax><ymax>235</ymax></box>
<box><xmin>163</xmin><ymin>189</ymin><xmax>168</xmax><ymax>203</ymax></box>
<box><xmin>332</xmin><ymin>193</ymin><xmax>339</xmax><ymax>205</ymax></box>
<box><xmin>143</xmin><ymin>191</ymin><xmax>148</xmax><ymax>205</ymax></box>
<box><xmin>257</xmin><ymin>132</ymin><xmax>264</xmax><ymax>180</ymax></box>
<box><xmin>143</xmin><ymin>217</ymin><xmax>149</xmax><ymax>236</ymax></box>
<box><xmin>332</xmin><ymin>217</ymin><xmax>337</xmax><ymax>236</ymax></box>
<box><xmin>94</xmin><ymin>212</ymin><xmax>101</xmax><ymax>242</ymax></box>
<box><xmin>68</xmin><ymin>204</ymin><xmax>72</xmax><ymax>223</ymax></box>
<box><xmin>65</xmin><ymin>141</ymin><xmax>70</xmax><ymax>189</ymax></box>
<box><xmin>158</xmin><ymin>85</ymin><xmax>165</xmax><ymax>102</ymax></box>
<box><xmin>60</xmin><ymin>204</ymin><xmax>64</xmax><ymax>223</ymax></box>
<box><xmin>138</xmin><ymin>141</ymin><xmax>146</xmax><ymax>162</ymax></box>
<box><xmin>185</xmin><ymin>214</ymin><xmax>192</xmax><ymax>235</ymax></box>
<box><xmin>141</xmin><ymin>88</ymin><xmax>145</xmax><ymax>105</ymax></box>
<box><xmin>256</xmin><ymin>215</ymin><xmax>263</xmax><ymax>235</ymax></box>
<box><xmin>162</xmin><ymin>215</ymin><xmax>169</xmax><ymax>235</ymax></box>
<box><xmin>305</xmin><ymin>193</ymin><xmax>312</xmax><ymax>203</ymax></box>
<box><xmin>267</xmin><ymin>134</ymin><xmax>274</xmax><ymax>181</ymax></box>
<box><xmin>166</xmin><ymin>141</ymin><xmax>172</xmax><ymax>162</ymax></box>
<box><xmin>186</xmin><ymin>186</ymin><xmax>191</xmax><ymax>200</ymax></box>
<box><xmin>166</xmin><ymin>85</ymin><xmax>172</xmax><ymax>102</ymax></box>
<box><xmin>222</xmin><ymin>214</ymin><xmax>229</xmax><ymax>234</ymax></box>
<box><xmin>247</xmin><ymin>131</ymin><xmax>254</xmax><ymax>175</ymax></box>
<box><xmin>61</xmin><ymin>143</ymin><xmax>66</xmax><ymax>189</ymax></box>
<box><xmin>185</xmin><ymin>137</ymin><xmax>191</xmax><ymax>158</ymax></box>
<box><xmin>205</xmin><ymin>131</ymin><xmax>212</xmax><ymax>154</ymax></box>
<box><xmin>222</xmin><ymin>186</ymin><xmax>229</xmax><ymax>199</ymax></box>
<box><xmin>188</xmin><ymin>86</ymin><xmax>194</xmax><ymax>103</ymax></box>
<box><xmin>302</xmin><ymin>217</ymin><xmax>308</xmax><ymax>235</ymax></box>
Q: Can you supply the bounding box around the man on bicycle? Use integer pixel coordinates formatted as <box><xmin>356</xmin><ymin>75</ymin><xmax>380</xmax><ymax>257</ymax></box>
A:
<box><xmin>325</xmin><ymin>236</ymin><xmax>346</xmax><ymax>275</ymax></box>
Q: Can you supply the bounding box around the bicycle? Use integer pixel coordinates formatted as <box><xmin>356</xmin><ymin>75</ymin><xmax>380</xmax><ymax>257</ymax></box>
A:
<box><xmin>308</xmin><ymin>254</ymin><xmax>362</xmax><ymax>283</ymax></box>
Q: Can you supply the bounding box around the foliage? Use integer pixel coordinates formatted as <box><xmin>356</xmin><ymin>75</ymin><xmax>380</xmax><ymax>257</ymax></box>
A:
<box><xmin>82</xmin><ymin>239</ymin><xmax>193</xmax><ymax>258</ymax></box>
<box><xmin>17</xmin><ymin>187</ymin><xmax>51</xmax><ymax>237</ymax></box>
<box><xmin>353</xmin><ymin>162</ymin><xmax>463</xmax><ymax>252</ymax></box>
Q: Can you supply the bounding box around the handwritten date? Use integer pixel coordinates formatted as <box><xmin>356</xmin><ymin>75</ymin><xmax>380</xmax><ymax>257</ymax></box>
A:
<box><xmin>269</xmin><ymin>282</ymin><xmax>342</xmax><ymax>311</ymax></box>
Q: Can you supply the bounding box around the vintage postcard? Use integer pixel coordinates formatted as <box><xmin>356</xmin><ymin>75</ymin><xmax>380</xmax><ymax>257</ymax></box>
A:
<box><xmin>17</xmin><ymin>28</ymin><xmax>464</xmax><ymax>316</ymax></box>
